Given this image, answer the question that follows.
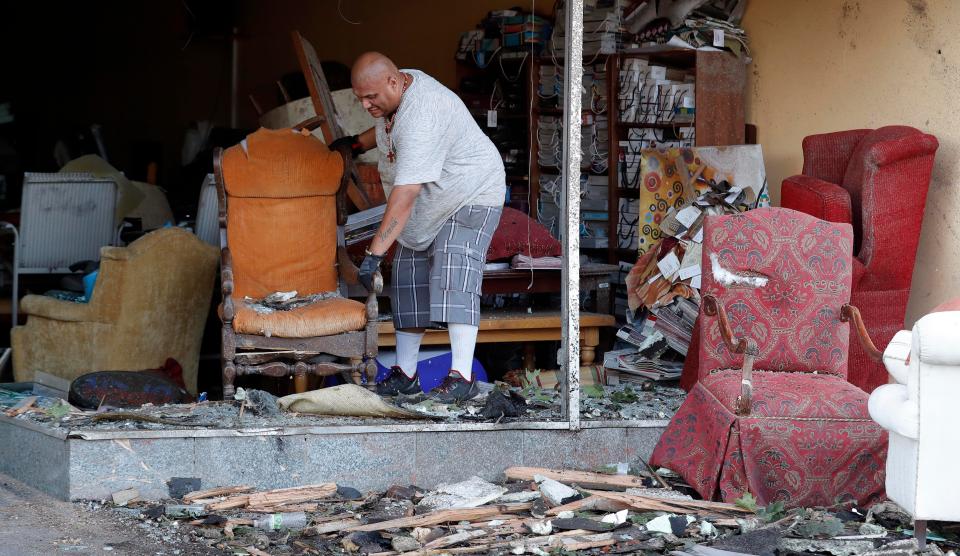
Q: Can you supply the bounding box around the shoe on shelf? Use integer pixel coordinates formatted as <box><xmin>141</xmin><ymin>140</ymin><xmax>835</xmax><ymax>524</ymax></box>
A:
<box><xmin>375</xmin><ymin>366</ymin><xmax>421</xmax><ymax>396</ymax></box>
<box><xmin>426</xmin><ymin>370</ymin><xmax>479</xmax><ymax>403</ymax></box>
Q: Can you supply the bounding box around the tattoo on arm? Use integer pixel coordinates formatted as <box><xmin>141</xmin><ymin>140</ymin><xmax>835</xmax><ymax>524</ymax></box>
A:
<box><xmin>379</xmin><ymin>218</ymin><xmax>399</xmax><ymax>242</ymax></box>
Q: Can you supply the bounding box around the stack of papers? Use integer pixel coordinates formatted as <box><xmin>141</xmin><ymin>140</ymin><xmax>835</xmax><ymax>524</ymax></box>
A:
<box><xmin>343</xmin><ymin>204</ymin><xmax>386</xmax><ymax>246</ymax></box>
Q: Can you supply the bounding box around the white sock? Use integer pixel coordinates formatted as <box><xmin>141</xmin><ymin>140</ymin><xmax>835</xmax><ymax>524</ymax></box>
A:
<box><xmin>448</xmin><ymin>323</ymin><xmax>479</xmax><ymax>380</ymax></box>
<box><xmin>395</xmin><ymin>330</ymin><xmax>424</xmax><ymax>379</ymax></box>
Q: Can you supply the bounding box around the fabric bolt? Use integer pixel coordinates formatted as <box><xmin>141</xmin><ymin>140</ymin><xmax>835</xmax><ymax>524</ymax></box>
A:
<box><xmin>395</xmin><ymin>330</ymin><xmax>425</xmax><ymax>379</ymax></box>
<box><xmin>375</xmin><ymin>69</ymin><xmax>505</xmax><ymax>250</ymax></box>
<box><xmin>780</xmin><ymin>126</ymin><xmax>938</xmax><ymax>392</ymax></box>
<box><xmin>650</xmin><ymin>208</ymin><xmax>888</xmax><ymax>508</ymax></box>
<box><xmin>448</xmin><ymin>323</ymin><xmax>479</xmax><ymax>380</ymax></box>
<box><xmin>390</xmin><ymin>205</ymin><xmax>501</xmax><ymax>329</ymax></box>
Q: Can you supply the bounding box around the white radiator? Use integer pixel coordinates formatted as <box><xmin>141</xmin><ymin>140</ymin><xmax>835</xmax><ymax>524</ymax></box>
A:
<box><xmin>19</xmin><ymin>172</ymin><xmax>118</xmax><ymax>273</ymax></box>
<box><xmin>195</xmin><ymin>173</ymin><xmax>220</xmax><ymax>248</ymax></box>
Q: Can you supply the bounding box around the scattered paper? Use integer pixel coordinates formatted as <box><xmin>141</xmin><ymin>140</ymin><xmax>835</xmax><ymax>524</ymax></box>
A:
<box><xmin>675</xmin><ymin>205</ymin><xmax>702</xmax><ymax>228</ymax></box>
<box><xmin>656</xmin><ymin>252</ymin><xmax>681</xmax><ymax>279</ymax></box>
<box><xmin>679</xmin><ymin>264</ymin><xmax>701</xmax><ymax>280</ymax></box>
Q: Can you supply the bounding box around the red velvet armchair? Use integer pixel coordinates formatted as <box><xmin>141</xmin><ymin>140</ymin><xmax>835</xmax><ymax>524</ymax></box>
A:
<box><xmin>781</xmin><ymin>126</ymin><xmax>938</xmax><ymax>392</ymax></box>
<box><xmin>652</xmin><ymin>208</ymin><xmax>888</xmax><ymax>508</ymax></box>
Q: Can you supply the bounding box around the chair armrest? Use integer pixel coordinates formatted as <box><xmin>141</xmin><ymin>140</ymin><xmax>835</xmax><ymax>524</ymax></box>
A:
<box><xmin>913</xmin><ymin>310</ymin><xmax>960</xmax><ymax>366</ymax></box>
<box><xmin>20</xmin><ymin>294</ymin><xmax>97</xmax><ymax>323</ymax></box>
<box><xmin>883</xmin><ymin>330</ymin><xmax>913</xmax><ymax>384</ymax></box>
<box><xmin>221</xmin><ymin>246</ymin><xmax>235</xmax><ymax>323</ymax></box>
<box><xmin>337</xmin><ymin>246</ymin><xmax>383</xmax><ymax>295</ymax></box>
<box><xmin>703</xmin><ymin>295</ymin><xmax>759</xmax><ymax>416</ymax></box>
<box><xmin>781</xmin><ymin>175</ymin><xmax>853</xmax><ymax>224</ymax></box>
<box><xmin>841</xmin><ymin>304</ymin><xmax>883</xmax><ymax>362</ymax></box>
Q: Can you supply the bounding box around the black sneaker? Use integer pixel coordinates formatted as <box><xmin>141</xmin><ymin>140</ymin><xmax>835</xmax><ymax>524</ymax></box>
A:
<box><xmin>375</xmin><ymin>367</ymin><xmax>421</xmax><ymax>396</ymax></box>
<box><xmin>426</xmin><ymin>371</ymin><xmax>479</xmax><ymax>403</ymax></box>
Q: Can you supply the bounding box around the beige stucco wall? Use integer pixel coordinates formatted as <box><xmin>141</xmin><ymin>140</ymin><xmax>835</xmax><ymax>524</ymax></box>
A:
<box><xmin>741</xmin><ymin>0</ymin><xmax>960</xmax><ymax>325</ymax></box>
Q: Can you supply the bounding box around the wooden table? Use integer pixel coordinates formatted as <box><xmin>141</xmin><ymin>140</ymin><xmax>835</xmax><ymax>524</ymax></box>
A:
<box><xmin>481</xmin><ymin>263</ymin><xmax>618</xmax><ymax>313</ymax></box>
<box><xmin>377</xmin><ymin>310</ymin><xmax>616</xmax><ymax>369</ymax></box>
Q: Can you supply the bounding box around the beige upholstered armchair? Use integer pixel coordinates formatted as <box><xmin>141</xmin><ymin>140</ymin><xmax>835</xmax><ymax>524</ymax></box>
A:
<box><xmin>12</xmin><ymin>227</ymin><xmax>218</xmax><ymax>394</ymax></box>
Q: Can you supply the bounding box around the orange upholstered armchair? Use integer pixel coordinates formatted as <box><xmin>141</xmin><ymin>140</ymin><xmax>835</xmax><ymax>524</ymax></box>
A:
<box><xmin>215</xmin><ymin>128</ymin><xmax>381</xmax><ymax>399</ymax></box>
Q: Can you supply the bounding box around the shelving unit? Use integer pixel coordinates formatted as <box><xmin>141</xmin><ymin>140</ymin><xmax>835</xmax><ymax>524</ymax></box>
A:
<box><xmin>455</xmin><ymin>53</ymin><xmax>535</xmax><ymax>215</ymax></box>
<box><xmin>529</xmin><ymin>53</ymin><xmax>612</xmax><ymax>244</ymax></box>
<box><xmin>606</xmin><ymin>48</ymin><xmax>746</xmax><ymax>265</ymax></box>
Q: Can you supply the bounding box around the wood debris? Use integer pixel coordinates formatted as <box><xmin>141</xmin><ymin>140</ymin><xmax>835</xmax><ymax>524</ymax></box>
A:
<box><xmin>182</xmin><ymin>485</ymin><xmax>253</xmax><ymax>503</ymax></box>
<box><xmin>102</xmin><ymin>464</ymin><xmax>915</xmax><ymax>556</ymax></box>
<box><xmin>505</xmin><ymin>466</ymin><xmax>651</xmax><ymax>490</ymax></box>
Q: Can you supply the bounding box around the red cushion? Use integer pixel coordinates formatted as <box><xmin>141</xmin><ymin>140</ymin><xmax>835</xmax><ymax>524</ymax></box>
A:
<box><xmin>485</xmin><ymin>207</ymin><xmax>562</xmax><ymax>261</ymax></box>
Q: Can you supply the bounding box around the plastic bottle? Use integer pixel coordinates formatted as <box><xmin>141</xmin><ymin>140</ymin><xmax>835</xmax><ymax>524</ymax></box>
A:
<box><xmin>253</xmin><ymin>512</ymin><xmax>307</xmax><ymax>531</ymax></box>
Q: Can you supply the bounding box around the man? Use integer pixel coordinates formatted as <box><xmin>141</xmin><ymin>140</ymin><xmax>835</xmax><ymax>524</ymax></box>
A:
<box><xmin>332</xmin><ymin>52</ymin><xmax>505</xmax><ymax>403</ymax></box>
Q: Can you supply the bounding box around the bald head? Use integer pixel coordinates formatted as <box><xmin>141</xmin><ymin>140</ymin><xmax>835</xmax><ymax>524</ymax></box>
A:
<box><xmin>351</xmin><ymin>52</ymin><xmax>407</xmax><ymax>119</ymax></box>
<box><xmin>352</xmin><ymin>52</ymin><xmax>400</xmax><ymax>87</ymax></box>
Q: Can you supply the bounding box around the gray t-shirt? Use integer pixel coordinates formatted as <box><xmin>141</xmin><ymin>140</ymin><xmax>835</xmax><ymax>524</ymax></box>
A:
<box><xmin>376</xmin><ymin>69</ymin><xmax>506</xmax><ymax>251</ymax></box>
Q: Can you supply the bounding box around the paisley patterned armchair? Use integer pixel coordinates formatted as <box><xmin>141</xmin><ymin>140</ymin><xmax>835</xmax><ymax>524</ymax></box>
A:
<box><xmin>651</xmin><ymin>208</ymin><xmax>888</xmax><ymax>508</ymax></box>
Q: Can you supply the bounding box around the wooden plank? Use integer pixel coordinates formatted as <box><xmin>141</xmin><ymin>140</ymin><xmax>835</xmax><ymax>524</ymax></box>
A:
<box><xmin>4</xmin><ymin>396</ymin><xmax>37</xmax><ymax>417</ymax></box>
<box><xmin>583</xmin><ymin>489</ymin><xmax>749</xmax><ymax>517</ymax></box>
<box><xmin>345</xmin><ymin>503</ymin><xmax>532</xmax><ymax>532</ymax></box>
<box><xmin>545</xmin><ymin>495</ymin><xmax>629</xmax><ymax>516</ymax></box>
<box><xmin>246</xmin><ymin>483</ymin><xmax>337</xmax><ymax>509</ymax></box>
<box><xmin>377</xmin><ymin>312</ymin><xmax>614</xmax><ymax>332</ymax></box>
<box><xmin>505</xmin><ymin>467</ymin><xmax>650</xmax><ymax>490</ymax></box>
<box><xmin>184</xmin><ymin>484</ymin><xmax>253</xmax><ymax>503</ymax></box>
<box><xmin>207</xmin><ymin>494</ymin><xmax>250</xmax><ymax>511</ymax></box>
<box><xmin>290</xmin><ymin>30</ymin><xmax>371</xmax><ymax>209</ymax></box>
<box><xmin>304</xmin><ymin>518</ymin><xmax>362</xmax><ymax>536</ymax></box>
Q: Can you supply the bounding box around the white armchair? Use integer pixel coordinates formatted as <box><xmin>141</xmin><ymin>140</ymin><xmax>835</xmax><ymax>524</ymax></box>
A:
<box><xmin>868</xmin><ymin>306</ymin><xmax>960</xmax><ymax>548</ymax></box>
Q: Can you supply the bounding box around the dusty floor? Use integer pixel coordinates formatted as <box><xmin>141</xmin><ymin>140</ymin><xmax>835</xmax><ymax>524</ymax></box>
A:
<box><xmin>0</xmin><ymin>473</ymin><xmax>218</xmax><ymax>556</ymax></box>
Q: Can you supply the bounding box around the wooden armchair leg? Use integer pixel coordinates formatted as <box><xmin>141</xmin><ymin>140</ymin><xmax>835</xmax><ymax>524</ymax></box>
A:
<box><xmin>223</xmin><ymin>362</ymin><xmax>237</xmax><ymax>400</ymax></box>
<box><xmin>365</xmin><ymin>359</ymin><xmax>378</xmax><ymax>390</ymax></box>
<box><xmin>293</xmin><ymin>373</ymin><xmax>308</xmax><ymax>393</ymax></box>
<box><xmin>349</xmin><ymin>357</ymin><xmax>363</xmax><ymax>386</ymax></box>
<box><xmin>222</xmin><ymin>326</ymin><xmax>237</xmax><ymax>400</ymax></box>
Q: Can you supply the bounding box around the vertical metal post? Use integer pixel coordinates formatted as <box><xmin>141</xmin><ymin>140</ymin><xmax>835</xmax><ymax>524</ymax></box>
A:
<box><xmin>560</xmin><ymin>0</ymin><xmax>583</xmax><ymax>430</ymax></box>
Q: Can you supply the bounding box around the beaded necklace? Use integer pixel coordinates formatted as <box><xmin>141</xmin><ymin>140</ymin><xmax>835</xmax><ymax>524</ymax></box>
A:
<box><xmin>384</xmin><ymin>73</ymin><xmax>410</xmax><ymax>163</ymax></box>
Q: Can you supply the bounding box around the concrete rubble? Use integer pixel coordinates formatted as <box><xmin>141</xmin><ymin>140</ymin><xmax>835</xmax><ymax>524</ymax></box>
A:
<box><xmin>68</xmin><ymin>464</ymin><xmax>959</xmax><ymax>556</ymax></box>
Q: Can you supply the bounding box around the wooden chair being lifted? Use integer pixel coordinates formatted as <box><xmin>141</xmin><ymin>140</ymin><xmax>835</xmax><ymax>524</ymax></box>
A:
<box><xmin>214</xmin><ymin>127</ymin><xmax>381</xmax><ymax>399</ymax></box>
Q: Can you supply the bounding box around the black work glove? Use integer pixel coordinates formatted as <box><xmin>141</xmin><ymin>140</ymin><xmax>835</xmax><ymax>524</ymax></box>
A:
<box><xmin>358</xmin><ymin>253</ymin><xmax>383</xmax><ymax>293</ymax></box>
<box><xmin>329</xmin><ymin>135</ymin><xmax>363</xmax><ymax>158</ymax></box>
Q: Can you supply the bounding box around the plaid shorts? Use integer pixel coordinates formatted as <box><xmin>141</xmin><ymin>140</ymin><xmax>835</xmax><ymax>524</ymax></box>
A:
<box><xmin>391</xmin><ymin>205</ymin><xmax>502</xmax><ymax>328</ymax></box>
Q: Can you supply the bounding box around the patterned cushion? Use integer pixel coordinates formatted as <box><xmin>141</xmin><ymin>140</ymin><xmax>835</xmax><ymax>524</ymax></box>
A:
<box><xmin>703</xmin><ymin>369</ymin><xmax>872</xmax><ymax>420</ymax></box>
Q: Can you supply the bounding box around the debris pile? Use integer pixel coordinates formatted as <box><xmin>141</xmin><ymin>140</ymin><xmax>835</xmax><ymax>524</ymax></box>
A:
<box><xmin>91</xmin><ymin>465</ymin><xmax>955</xmax><ymax>556</ymax></box>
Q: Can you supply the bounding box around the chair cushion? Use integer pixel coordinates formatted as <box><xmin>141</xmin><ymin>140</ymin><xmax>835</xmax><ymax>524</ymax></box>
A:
<box><xmin>232</xmin><ymin>296</ymin><xmax>367</xmax><ymax>338</ymax></box>
<box><xmin>703</xmin><ymin>369</ymin><xmax>871</xmax><ymax>420</ymax></box>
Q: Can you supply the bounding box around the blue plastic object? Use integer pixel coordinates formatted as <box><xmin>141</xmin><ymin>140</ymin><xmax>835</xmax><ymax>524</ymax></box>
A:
<box><xmin>82</xmin><ymin>270</ymin><xmax>98</xmax><ymax>302</ymax></box>
<box><xmin>375</xmin><ymin>348</ymin><xmax>487</xmax><ymax>392</ymax></box>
